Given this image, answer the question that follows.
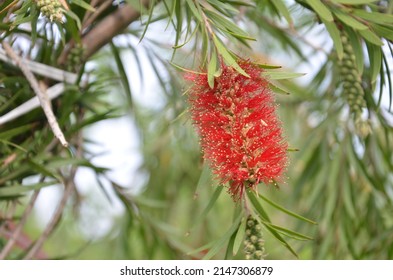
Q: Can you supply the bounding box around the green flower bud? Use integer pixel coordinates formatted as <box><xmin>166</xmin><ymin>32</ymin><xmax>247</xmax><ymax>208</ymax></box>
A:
<box><xmin>254</xmin><ymin>250</ymin><xmax>264</xmax><ymax>259</ymax></box>
<box><xmin>338</xmin><ymin>29</ymin><xmax>370</xmax><ymax>137</ymax></box>
<box><xmin>34</xmin><ymin>0</ymin><xmax>63</xmax><ymax>22</ymax></box>
<box><xmin>355</xmin><ymin>120</ymin><xmax>371</xmax><ymax>138</ymax></box>
<box><xmin>250</xmin><ymin>235</ymin><xmax>258</xmax><ymax>243</ymax></box>
<box><xmin>244</xmin><ymin>215</ymin><xmax>266</xmax><ymax>260</ymax></box>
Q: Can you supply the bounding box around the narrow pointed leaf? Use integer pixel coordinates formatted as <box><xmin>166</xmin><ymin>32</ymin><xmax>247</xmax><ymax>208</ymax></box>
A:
<box><xmin>207</xmin><ymin>51</ymin><xmax>218</xmax><ymax>88</ymax></box>
<box><xmin>263</xmin><ymin>71</ymin><xmax>306</xmax><ymax>80</ymax></box>
<box><xmin>232</xmin><ymin>216</ymin><xmax>247</xmax><ymax>255</ymax></box>
<box><xmin>258</xmin><ymin>194</ymin><xmax>317</xmax><ymax>224</ymax></box>
<box><xmin>0</xmin><ymin>181</ymin><xmax>57</xmax><ymax>197</ymax></box>
<box><xmin>202</xmin><ymin>212</ymin><xmax>243</xmax><ymax>259</ymax></box>
<box><xmin>213</xmin><ymin>36</ymin><xmax>249</xmax><ymax>77</ymax></box>
<box><xmin>334</xmin><ymin>11</ymin><xmax>368</xmax><ymax>30</ymax></box>
<box><xmin>305</xmin><ymin>0</ymin><xmax>334</xmax><ymax>22</ymax></box>
<box><xmin>322</xmin><ymin>18</ymin><xmax>344</xmax><ymax>60</ymax></box>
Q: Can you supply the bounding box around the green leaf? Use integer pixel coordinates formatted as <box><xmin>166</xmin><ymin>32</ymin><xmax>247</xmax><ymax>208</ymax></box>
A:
<box><xmin>139</xmin><ymin>0</ymin><xmax>156</xmax><ymax>42</ymax></box>
<box><xmin>187</xmin><ymin>240</ymin><xmax>215</xmax><ymax>256</ymax></box>
<box><xmin>331</xmin><ymin>0</ymin><xmax>378</xmax><ymax>4</ymax></box>
<box><xmin>65</xmin><ymin>10</ymin><xmax>82</xmax><ymax>30</ymax></box>
<box><xmin>133</xmin><ymin>196</ymin><xmax>168</xmax><ymax>209</ymax></box>
<box><xmin>169</xmin><ymin>61</ymin><xmax>205</xmax><ymax>75</ymax></box>
<box><xmin>323</xmin><ymin>157</ymin><xmax>341</xmax><ymax>223</ymax></box>
<box><xmin>190</xmin><ymin>185</ymin><xmax>224</xmax><ymax>231</ymax></box>
<box><xmin>172</xmin><ymin>0</ymin><xmax>183</xmax><ymax>57</ymax></box>
<box><xmin>258</xmin><ymin>194</ymin><xmax>317</xmax><ymax>224</ymax></box>
<box><xmin>224</xmin><ymin>229</ymin><xmax>237</xmax><ymax>260</ymax></box>
<box><xmin>247</xmin><ymin>191</ymin><xmax>271</xmax><ymax>222</ymax></box>
<box><xmin>381</xmin><ymin>51</ymin><xmax>392</xmax><ymax>111</ymax></box>
<box><xmin>359</xmin><ymin>28</ymin><xmax>383</xmax><ymax>45</ymax></box>
<box><xmin>172</xmin><ymin>22</ymin><xmax>200</xmax><ymax>49</ymax></box>
<box><xmin>370</xmin><ymin>24</ymin><xmax>393</xmax><ymax>41</ymax></box>
<box><xmin>0</xmin><ymin>124</ymin><xmax>33</xmax><ymax>139</ymax></box>
<box><xmin>109</xmin><ymin>42</ymin><xmax>133</xmax><ymax>108</ymax></box>
<box><xmin>342</xmin><ymin>173</ymin><xmax>356</xmax><ymax>219</ymax></box>
<box><xmin>255</xmin><ymin>63</ymin><xmax>282</xmax><ymax>69</ymax></box>
<box><xmin>270</xmin><ymin>0</ymin><xmax>293</xmax><ymax>25</ymax></box>
<box><xmin>269</xmin><ymin>81</ymin><xmax>290</xmax><ymax>95</ymax></box>
<box><xmin>206</xmin><ymin>0</ymin><xmax>242</xmax><ymax>15</ymax></box>
<box><xmin>27</xmin><ymin>159</ymin><xmax>62</xmax><ymax>180</ymax></box>
<box><xmin>207</xmin><ymin>50</ymin><xmax>218</xmax><ymax>88</ymax></box>
<box><xmin>212</xmin><ymin>36</ymin><xmax>249</xmax><ymax>77</ymax></box>
<box><xmin>261</xmin><ymin>222</ymin><xmax>314</xmax><ymax>241</ymax></box>
<box><xmin>247</xmin><ymin>191</ymin><xmax>298</xmax><ymax>258</ymax></box>
<box><xmin>0</xmin><ymin>139</ymin><xmax>28</xmax><ymax>153</ymax></box>
<box><xmin>353</xmin><ymin>9</ymin><xmax>393</xmax><ymax>25</ymax></box>
<box><xmin>185</xmin><ymin>0</ymin><xmax>202</xmax><ymax>22</ymax></box>
<box><xmin>263</xmin><ymin>71</ymin><xmax>306</xmax><ymax>80</ymax></box>
<box><xmin>305</xmin><ymin>0</ymin><xmax>334</xmax><ymax>22</ymax></box>
<box><xmin>70</xmin><ymin>0</ymin><xmax>95</xmax><ymax>11</ymax></box>
<box><xmin>367</xmin><ymin>42</ymin><xmax>382</xmax><ymax>83</ymax></box>
<box><xmin>0</xmin><ymin>181</ymin><xmax>57</xmax><ymax>197</ymax></box>
<box><xmin>232</xmin><ymin>216</ymin><xmax>247</xmax><ymax>256</ymax></box>
<box><xmin>321</xmin><ymin>18</ymin><xmax>344</xmax><ymax>60</ymax></box>
<box><xmin>334</xmin><ymin>10</ymin><xmax>368</xmax><ymax>30</ymax></box>
<box><xmin>202</xmin><ymin>211</ymin><xmax>243</xmax><ymax>259</ymax></box>
<box><xmin>200</xmin><ymin>24</ymin><xmax>210</xmax><ymax>65</ymax></box>
<box><xmin>205</xmin><ymin>10</ymin><xmax>255</xmax><ymax>41</ymax></box>
<box><xmin>46</xmin><ymin>157</ymin><xmax>107</xmax><ymax>172</ymax></box>
<box><xmin>193</xmin><ymin>162</ymin><xmax>212</xmax><ymax>194</ymax></box>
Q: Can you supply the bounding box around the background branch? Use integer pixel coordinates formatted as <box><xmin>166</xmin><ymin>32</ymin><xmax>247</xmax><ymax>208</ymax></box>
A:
<box><xmin>58</xmin><ymin>0</ymin><xmax>152</xmax><ymax>65</ymax></box>
<box><xmin>0</xmin><ymin>189</ymin><xmax>40</xmax><ymax>260</ymax></box>
<box><xmin>2</xmin><ymin>42</ymin><xmax>68</xmax><ymax>147</ymax></box>
<box><xmin>82</xmin><ymin>0</ymin><xmax>150</xmax><ymax>59</ymax></box>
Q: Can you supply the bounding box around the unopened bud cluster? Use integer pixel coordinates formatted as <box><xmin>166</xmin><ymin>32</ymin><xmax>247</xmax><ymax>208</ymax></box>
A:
<box><xmin>244</xmin><ymin>215</ymin><xmax>266</xmax><ymax>260</ymax></box>
<box><xmin>338</xmin><ymin>30</ymin><xmax>370</xmax><ymax>137</ymax></box>
<box><xmin>34</xmin><ymin>0</ymin><xmax>63</xmax><ymax>22</ymax></box>
<box><xmin>67</xmin><ymin>43</ymin><xmax>85</xmax><ymax>72</ymax></box>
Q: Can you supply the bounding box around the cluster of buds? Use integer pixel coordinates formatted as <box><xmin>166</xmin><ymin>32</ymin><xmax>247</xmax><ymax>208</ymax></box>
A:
<box><xmin>66</xmin><ymin>43</ymin><xmax>85</xmax><ymax>72</ymax></box>
<box><xmin>338</xmin><ymin>30</ymin><xmax>370</xmax><ymax>137</ymax></box>
<box><xmin>244</xmin><ymin>215</ymin><xmax>266</xmax><ymax>260</ymax></box>
<box><xmin>34</xmin><ymin>0</ymin><xmax>64</xmax><ymax>22</ymax></box>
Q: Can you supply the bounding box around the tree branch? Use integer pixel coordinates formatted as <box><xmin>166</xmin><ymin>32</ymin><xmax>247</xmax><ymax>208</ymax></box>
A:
<box><xmin>82</xmin><ymin>0</ymin><xmax>150</xmax><ymax>59</ymax></box>
<box><xmin>23</xmin><ymin>114</ymin><xmax>85</xmax><ymax>260</ymax></box>
<box><xmin>2</xmin><ymin>42</ymin><xmax>68</xmax><ymax>147</ymax></box>
<box><xmin>58</xmin><ymin>0</ymin><xmax>152</xmax><ymax>65</ymax></box>
<box><xmin>0</xmin><ymin>190</ymin><xmax>40</xmax><ymax>260</ymax></box>
<box><xmin>22</xmin><ymin>180</ymin><xmax>74</xmax><ymax>260</ymax></box>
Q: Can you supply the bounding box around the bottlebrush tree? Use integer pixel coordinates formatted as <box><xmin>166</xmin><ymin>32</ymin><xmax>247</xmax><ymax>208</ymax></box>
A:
<box><xmin>0</xmin><ymin>0</ymin><xmax>392</xmax><ymax>260</ymax></box>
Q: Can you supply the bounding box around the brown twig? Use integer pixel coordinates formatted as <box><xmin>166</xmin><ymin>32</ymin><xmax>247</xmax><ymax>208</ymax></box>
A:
<box><xmin>58</xmin><ymin>0</ymin><xmax>151</xmax><ymax>65</ymax></box>
<box><xmin>2</xmin><ymin>42</ymin><xmax>68</xmax><ymax>147</ymax></box>
<box><xmin>22</xmin><ymin>179</ymin><xmax>75</xmax><ymax>259</ymax></box>
<box><xmin>0</xmin><ymin>190</ymin><xmax>40</xmax><ymax>260</ymax></box>
<box><xmin>23</xmin><ymin>112</ymin><xmax>85</xmax><ymax>260</ymax></box>
<box><xmin>82</xmin><ymin>0</ymin><xmax>151</xmax><ymax>59</ymax></box>
<box><xmin>82</xmin><ymin>0</ymin><xmax>113</xmax><ymax>31</ymax></box>
<box><xmin>0</xmin><ymin>202</ymin><xmax>17</xmax><ymax>235</ymax></box>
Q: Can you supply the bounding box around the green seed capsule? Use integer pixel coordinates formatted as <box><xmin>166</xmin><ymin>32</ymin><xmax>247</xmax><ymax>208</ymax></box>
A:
<box><xmin>341</xmin><ymin>35</ymin><xmax>348</xmax><ymax>44</ymax></box>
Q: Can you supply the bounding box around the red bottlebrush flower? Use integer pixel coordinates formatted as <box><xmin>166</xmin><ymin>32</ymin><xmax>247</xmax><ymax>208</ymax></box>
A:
<box><xmin>187</xmin><ymin>60</ymin><xmax>288</xmax><ymax>200</ymax></box>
